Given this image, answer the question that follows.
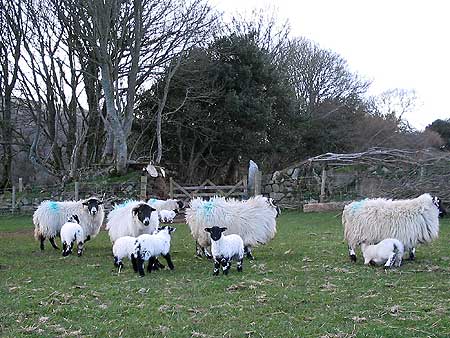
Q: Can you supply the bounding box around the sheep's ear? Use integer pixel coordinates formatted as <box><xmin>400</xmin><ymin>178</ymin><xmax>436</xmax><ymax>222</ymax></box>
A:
<box><xmin>82</xmin><ymin>201</ymin><xmax>88</xmax><ymax>206</ymax></box>
<box><xmin>132</xmin><ymin>207</ymin><xmax>139</xmax><ymax>216</ymax></box>
<box><xmin>205</xmin><ymin>227</ymin><xmax>212</xmax><ymax>233</ymax></box>
<box><xmin>219</xmin><ymin>227</ymin><xmax>227</xmax><ymax>232</ymax></box>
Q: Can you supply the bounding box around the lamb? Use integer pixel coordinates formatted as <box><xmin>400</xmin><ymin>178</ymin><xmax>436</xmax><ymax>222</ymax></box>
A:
<box><xmin>131</xmin><ymin>226</ymin><xmax>176</xmax><ymax>277</ymax></box>
<box><xmin>343</xmin><ymin>193</ymin><xmax>446</xmax><ymax>262</ymax></box>
<box><xmin>60</xmin><ymin>215</ymin><xmax>85</xmax><ymax>257</ymax></box>
<box><xmin>106</xmin><ymin>200</ymin><xmax>159</xmax><ymax>243</ymax></box>
<box><xmin>185</xmin><ymin>195</ymin><xmax>279</xmax><ymax>260</ymax></box>
<box><xmin>147</xmin><ymin>198</ymin><xmax>183</xmax><ymax>211</ymax></box>
<box><xmin>112</xmin><ymin>236</ymin><xmax>137</xmax><ymax>273</ymax></box>
<box><xmin>360</xmin><ymin>238</ymin><xmax>404</xmax><ymax>268</ymax></box>
<box><xmin>205</xmin><ymin>226</ymin><xmax>244</xmax><ymax>276</ymax></box>
<box><xmin>33</xmin><ymin>197</ymin><xmax>104</xmax><ymax>250</ymax></box>
<box><xmin>159</xmin><ymin>210</ymin><xmax>177</xmax><ymax>223</ymax></box>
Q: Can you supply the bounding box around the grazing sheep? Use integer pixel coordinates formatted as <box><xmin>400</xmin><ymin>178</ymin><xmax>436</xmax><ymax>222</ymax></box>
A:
<box><xmin>112</xmin><ymin>236</ymin><xmax>137</xmax><ymax>273</ymax></box>
<box><xmin>343</xmin><ymin>193</ymin><xmax>446</xmax><ymax>262</ymax></box>
<box><xmin>185</xmin><ymin>195</ymin><xmax>279</xmax><ymax>260</ymax></box>
<box><xmin>159</xmin><ymin>210</ymin><xmax>177</xmax><ymax>223</ymax></box>
<box><xmin>60</xmin><ymin>215</ymin><xmax>85</xmax><ymax>257</ymax></box>
<box><xmin>131</xmin><ymin>226</ymin><xmax>176</xmax><ymax>277</ymax></box>
<box><xmin>360</xmin><ymin>238</ymin><xmax>404</xmax><ymax>268</ymax></box>
<box><xmin>33</xmin><ymin>197</ymin><xmax>104</xmax><ymax>250</ymax></box>
<box><xmin>205</xmin><ymin>226</ymin><xmax>244</xmax><ymax>276</ymax></box>
<box><xmin>147</xmin><ymin>198</ymin><xmax>183</xmax><ymax>211</ymax></box>
<box><xmin>106</xmin><ymin>200</ymin><xmax>159</xmax><ymax>243</ymax></box>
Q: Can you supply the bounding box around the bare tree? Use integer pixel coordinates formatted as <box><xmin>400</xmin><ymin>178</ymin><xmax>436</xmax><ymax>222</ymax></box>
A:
<box><xmin>0</xmin><ymin>0</ymin><xmax>29</xmax><ymax>188</ymax></box>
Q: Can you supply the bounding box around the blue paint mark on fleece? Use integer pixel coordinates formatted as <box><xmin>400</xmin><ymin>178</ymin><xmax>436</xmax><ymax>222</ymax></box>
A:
<box><xmin>148</xmin><ymin>198</ymin><xmax>157</xmax><ymax>204</ymax></box>
<box><xmin>201</xmin><ymin>200</ymin><xmax>215</xmax><ymax>217</ymax></box>
<box><xmin>48</xmin><ymin>201</ymin><xmax>59</xmax><ymax>213</ymax></box>
<box><xmin>350</xmin><ymin>199</ymin><xmax>368</xmax><ymax>213</ymax></box>
<box><xmin>113</xmin><ymin>200</ymin><xmax>134</xmax><ymax>210</ymax></box>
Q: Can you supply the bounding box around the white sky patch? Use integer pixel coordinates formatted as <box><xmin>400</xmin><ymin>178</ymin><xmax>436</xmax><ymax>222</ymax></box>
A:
<box><xmin>210</xmin><ymin>0</ymin><xmax>450</xmax><ymax>130</ymax></box>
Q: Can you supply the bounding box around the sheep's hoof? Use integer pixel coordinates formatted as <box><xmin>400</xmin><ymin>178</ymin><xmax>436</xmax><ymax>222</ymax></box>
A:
<box><xmin>350</xmin><ymin>254</ymin><xmax>357</xmax><ymax>262</ymax></box>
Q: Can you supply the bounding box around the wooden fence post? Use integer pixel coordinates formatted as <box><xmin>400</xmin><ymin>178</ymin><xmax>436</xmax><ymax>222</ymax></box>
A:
<box><xmin>18</xmin><ymin>178</ymin><xmax>23</xmax><ymax>193</ymax></box>
<box><xmin>320</xmin><ymin>167</ymin><xmax>327</xmax><ymax>203</ymax></box>
<box><xmin>74</xmin><ymin>182</ymin><xmax>79</xmax><ymax>200</ymax></box>
<box><xmin>12</xmin><ymin>186</ymin><xmax>16</xmax><ymax>214</ymax></box>
<box><xmin>254</xmin><ymin>171</ymin><xmax>262</xmax><ymax>196</ymax></box>
<box><xmin>140</xmin><ymin>175</ymin><xmax>147</xmax><ymax>201</ymax></box>
<box><xmin>169</xmin><ymin>177</ymin><xmax>174</xmax><ymax>199</ymax></box>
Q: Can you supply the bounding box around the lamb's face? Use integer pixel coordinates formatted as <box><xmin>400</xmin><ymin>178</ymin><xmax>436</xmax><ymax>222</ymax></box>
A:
<box><xmin>133</xmin><ymin>204</ymin><xmax>156</xmax><ymax>226</ymax></box>
<box><xmin>432</xmin><ymin>196</ymin><xmax>447</xmax><ymax>218</ymax></box>
<box><xmin>83</xmin><ymin>198</ymin><xmax>103</xmax><ymax>216</ymax></box>
<box><xmin>157</xmin><ymin>225</ymin><xmax>177</xmax><ymax>235</ymax></box>
<box><xmin>205</xmin><ymin>226</ymin><xmax>227</xmax><ymax>241</ymax></box>
<box><xmin>68</xmin><ymin>214</ymin><xmax>80</xmax><ymax>224</ymax></box>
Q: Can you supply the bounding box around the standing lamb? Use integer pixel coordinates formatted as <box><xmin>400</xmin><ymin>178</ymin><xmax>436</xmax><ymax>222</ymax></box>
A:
<box><xmin>185</xmin><ymin>195</ymin><xmax>279</xmax><ymax>260</ymax></box>
<box><xmin>343</xmin><ymin>193</ymin><xmax>446</xmax><ymax>262</ymax></box>
<box><xmin>112</xmin><ymin>236</ymin><xmax>137</xmax><ymax>273</ymax></box>
<box><xmin>33</xmin><ymin>197</ymin><xmax>104</xmax><ymax>250</ymax></box>
<box><xmin>205</xmin><ymin>226</ymin><xmax>244</xmax><ymax>276</ymax></box>
<box><xmin>159</xmin><ymin>210</ymin><xmax>177</xmax><ymax>223</ymax></box>
<box><xmin>131</xmin><ymin>226</ymin><xmax>176</xmax><ymax>277</ymax></box>
<box><xmin>361</xmin><ymin>238</ymin><xmax>404</xmax><ymax>268</ymax></box>
<box><xmin>106</xmin><ymin>200</ymin><xmax>159</xmax><ymax>243</ymax></box>
<box><xmin>60</xmin><ymin>215</ymin><xmax>85</xmax><ymax>257</ymax></box>
<box><xmin>147</xmin><ymin>198</ymin><xmax>183</xmax><ymax>211</ymax></box>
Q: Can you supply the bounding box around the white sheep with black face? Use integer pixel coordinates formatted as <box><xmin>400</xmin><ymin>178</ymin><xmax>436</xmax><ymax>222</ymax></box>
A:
<box><xmin>343</xmin><ymin>193</ymin><xmax>446</xmax><ymax>262</ymax></box>
<box><xmin>106</xmin><ymin>200</ymin><xmax>159</xmax><ymax>243</ymax></box>
<box><xmin>131</xmin><ymin>226</ymin><xmax>176</xmax><ymax>277</ymax></box>
<box><xmin>60</xmin><ymin>215</ymin><xmax>85</xmax><ymax>257</ymax></box>
<box><xmin>205</xmin><ymin>226</ymin><xmax>244</xmax><ymax>276</ymax></box>
<box><xmin>33</xmin><ymin>197</ymin><xmax>104</xmax><ymax>251</ymax></box>
<box><xmin>361</xmin><ymin>238</ymin><xmax>404</xmax><ymax>268</ymax></box>
<box><xmin>185</xmin><ymin>195</ymin><xmax>279</xmax><ymax>260</ymax></box>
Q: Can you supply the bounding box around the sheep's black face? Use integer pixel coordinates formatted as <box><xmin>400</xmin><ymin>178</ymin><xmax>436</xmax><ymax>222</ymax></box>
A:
<box><xmin>68</xmin><ymin>214</ymin><xmax>80</xmax><ymax>224</ymax></box>
<box><xmin>83</xmin><ymin>198</ymin><xmax>103</xmax><ymax>216</ymax></box>
<box><xmin>176</xmin><ymin>200</ymin><xmax>184</xmax><ymax>210</ymax></box>
<box><xmin>133</xmin><ymin>204</ymin><xmax>156</xmax><ymax>226</ymax></box>
<box><xmin>157</xmin><ymin>225</ymin><xmax>177</xmax><ymax>235</ymax></box>
<box><xmin>205</xmin><ymin>226</ymin><xmax>227</xmax><ymax>241</ymax></box>
<box><xmin>432</xmin><ymin>196</ymin><xmax>447</xmax><ymax>217</ymax></box>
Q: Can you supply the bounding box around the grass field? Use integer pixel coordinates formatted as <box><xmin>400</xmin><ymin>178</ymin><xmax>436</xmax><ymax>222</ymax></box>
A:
<box><xmin>0</xmin><ymin>211</ymin><xmax>449</xmax><ymax>337</ymax></box>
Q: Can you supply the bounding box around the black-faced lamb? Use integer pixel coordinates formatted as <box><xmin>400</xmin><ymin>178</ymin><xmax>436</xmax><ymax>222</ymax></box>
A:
<box><xmin>360</xmin><ymin>238</ymin><xmax>404</xmax><ymax>268</ymax></box>
<box><xmin>60</xmin><ymin>215</ymin><xmax>85</xmax><ymax>257</ymax></box>
<box><xmin>185</xmin><ymin>195</ymin><xmax>279</xmax><ymax>260</ymax></box>
<box><xmin>112</xmin><ymin>236</ymin><xmax>137</xmax><ymax>273</ymax></box>
<box><xmin>205</xmin><ymin>226</ymin><xmax>244</xmax><ymax>276</ymax></box>
<box><xmin>343</xmin><ymin>193</ymin><xmax>446</xmax><ymax>262</ymax></box>
<box><xmin>33</xmin><ymin>197</ymin><xmax>104</xmax><ymax>250</ymax></box>
<box><xmin>106</xmin><ymin>200</ymin><xmax>159</xmax><ymax>243</ymax></box>
<box><xmin>131</xmin><ymin>226</ymin><xmax>176</xmax><ymax>277</ymax></box>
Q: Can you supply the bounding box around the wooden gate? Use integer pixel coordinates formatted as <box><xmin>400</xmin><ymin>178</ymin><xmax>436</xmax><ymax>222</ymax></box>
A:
<box><xmin>169</xmin><ymin>177</ymin><xmax>248</xmax><ymax>202</ymax></box>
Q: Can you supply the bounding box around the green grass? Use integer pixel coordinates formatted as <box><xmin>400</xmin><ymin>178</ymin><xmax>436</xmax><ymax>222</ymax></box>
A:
<box><xmin>1</xmin><ymin>212</ymin><xmax>449</xmax><ymax>337</ymax></box>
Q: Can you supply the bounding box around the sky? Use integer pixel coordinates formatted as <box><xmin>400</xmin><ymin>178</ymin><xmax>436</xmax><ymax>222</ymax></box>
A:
<box><xmin>209</xmin><ymin>0</ymin><xmax>450</xmax><ymax>130</ymax></box>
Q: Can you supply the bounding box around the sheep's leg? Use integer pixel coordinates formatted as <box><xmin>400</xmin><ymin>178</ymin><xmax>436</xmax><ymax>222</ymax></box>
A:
<box><xmin>39</xmin><ymin>235</ymin><xmax>45</xmax><ymax>250</ymax></box>
<box><xmin>137</xmin><ymin>256</ymin><xmax>145</xmax><ymax>277</ymax></box>
<box><xmin>195</xmin><ymin>241</ymin><xmax>203</xmax><ymax>257</ymax></box>
<box><xmin>244</xmin><ymin>246</ymin><xmax>254</xmax><ymax>260</ymax></box>
<box><xmin>147</xmin><ymin>257</ymin><xmax>156</xmax><ymax>273</ymax></box>
<box><xmin>162</xmin><ymin>253</ymin><xmax>175</xmax><ymax>270</ymax></box>
<box><xmin>203</xmin><ymin>247</ymin><xmax>213</xmax><ymax>259</ymax></box>
<box><xmin>409</xmin><ymin>248</ymin><xmax>416</xmax><ymax>261</ymax></box>
<box><xmin>153</xmin><ymin>258</ymin><xmax>165</xmax><ymax>270</ymax></box>
<box><xmin>384</xmin><ymin>252</ymin><xmax>396</xmax><ymax>268</ymax></box>
<box><xmin>221</xmin><ymin>258</ymin><xmax>230</xmax><ymax>275</ymax></box>
<box><xmin>348</xmin><ymin>246</ymin><xmax>357</xmax><ymax>262</ymax></box>
<box><xmin>237</xmin><ymin>258</ymin><xmax>243</xmax><ymax>272</ymax></box>
<box><xmin>49</xmin><ymin>237</ymin><xmax>59</xmax><ymax>250</ymax></box>
<box><xmin>131</xmin><ymin>254</ymin><xmax>139</xmax><ymax>273</ymax></box>
<box><xmin>213</xmin><ymin>258</ymin><xmax>220</xmax><ymax>276</ymax></box>
<box><xmin>85</xmin><ymin>235</ymin><xmax>91</xmax><ymax>242</ymax></box>
<box><xmin>62</xmin><ymin>242</ymin><xmax>68</xmax><ymax>256</ymax></box>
